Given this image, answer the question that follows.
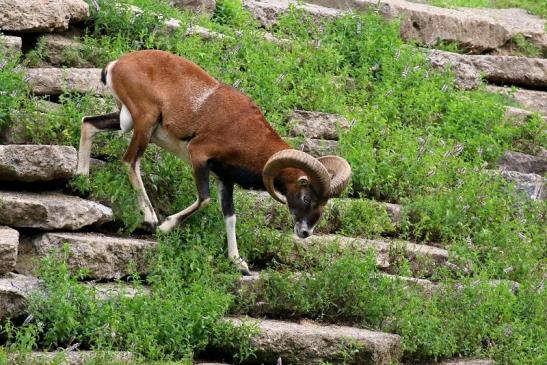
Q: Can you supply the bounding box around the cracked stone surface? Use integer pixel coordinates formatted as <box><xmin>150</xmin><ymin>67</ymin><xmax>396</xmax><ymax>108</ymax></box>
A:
<box><xmin>18</xmin><ymin>232</ymin><xmax>157</xmax><ymax>280</ymax></box>
<box><xmin>0</xmin><ymin>273</ymin><xmax>40</xmax><ymax>320</ymax></box>
<box><xmin>0</xmin><ymin>191</ymin><xmax>113</xmax><ymax>230</ymax></box>
<box><xmin>25</xmin><ymin>68</ymin><xmax>108</xmax><ymax>96</ymax></box>
<box><xmin>0</xmin><ymin>0</ymin><xmax>89</xmax><ymax>32</ymax></box>
<box><xmin>0</xmin><ymin>226</ymin><xmax>18</xmax><ymax>275</ymax></box>
<box><xmin>0</xmin><ymin>145</ymin><xmax>77</xmax><ymax>182</ymax></box>
<box><xmin>227</xmin><ymin>316</ymin><xmax>401</xmax><ymax>365</ymax></box>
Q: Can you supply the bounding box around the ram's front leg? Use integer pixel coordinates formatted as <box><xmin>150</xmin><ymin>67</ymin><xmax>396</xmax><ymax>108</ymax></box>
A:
<box><xmin>123</xmin><ymin>126</ymin><xmax>159</xmax><ymax>232</ymax></box>
<box><xmin>77</xmin><ymin>112</ymin><xmax>120</xmax><ymax>175</ymax></box>
<box><xmin>217</xmin><ymin>179</ymin><xmax>251</xmax><ymax>275</ymax></box>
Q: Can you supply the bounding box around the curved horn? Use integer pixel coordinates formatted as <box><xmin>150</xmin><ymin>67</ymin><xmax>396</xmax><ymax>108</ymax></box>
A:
<box><xmin>263</xmin><ymin>149</ymin><xmax>331</xmax><ymax>203</ymax></box>
<box><xmin>317</xmin><ymin>156</ymin><xmax>351</xmax><ymax>198</ymax></box>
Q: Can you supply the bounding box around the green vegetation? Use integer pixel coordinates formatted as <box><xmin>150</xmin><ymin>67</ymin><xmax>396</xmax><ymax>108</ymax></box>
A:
<box><xmin>425</xmin><ymin>0</ymin><xmax>546</xmax><ymax>19</ymax></box>
<box><xmin>1</xmin><ymin>0</ymin><xmax>545</xmax><ymax>363</ymax></box>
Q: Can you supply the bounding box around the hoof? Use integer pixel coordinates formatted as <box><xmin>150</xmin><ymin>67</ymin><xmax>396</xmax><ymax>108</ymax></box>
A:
<box><xmin>233</xmin><ymin>257</ymin><xmax>251</xmax><ymax>276</ymax></box>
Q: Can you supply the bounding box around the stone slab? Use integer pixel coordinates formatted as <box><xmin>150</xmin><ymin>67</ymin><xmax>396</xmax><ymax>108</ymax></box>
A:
<box><xmin>0</xmin><ymin>226</ymin><xmax>18</xmax><ymax>275</ymax></box>
<box><xmin>0</xmin><ymin>145</ymin><xmax>77</xmax><ymax>182</ymax></box>
<box><xmin>0</xmin><ymin>0</ymin><xmax>89</xmax><ymax>33</ymax></box>
<box><xmin>288</xmin><ymin>110</ymin><xmax>350</xmax><ymax>140</ymax></box>
<box><xmin>0</xmin><ymin>191</ymin><xmax>113</xmax><ymax>230</ymax></box>
<box><xmin>427</xmin><ymin>49</ymin><xmax>547</xmax><ymax>90</ymax></box>
<box><xmin>306</xmin><ymin>0</ymin><xmax>547</xmax><ymax>54</ymax></box>
<box><xmin>242</xmin><ymin>0</ymin><xmax>343</xmax><ymax>28</ymax></box>
<box><xmin>0</xmin><ymin>35</ymin><xmax>21</xmax><ymax>52</ymax></box>
<box><xmin>497</xmin><ymin>151</ymin><xmax>546</xmax><ymax>175</ymax></box>
<box><xmin>227</xmin><ymin>316</ymin><xmax>401</xmax><ymax>365</ymax></box>
<box><xmin>243</xmin><ymin>191</ymin><xmax>402</xmax><ymax>235</ymax></box>
<box><xmin>297</xmin><ymin>235</ymin><xmax>449</xmax><ymax>272</ymax></box>
<box><xmin>497</xmin><ymin>170</ymin><xmax>545</xmax><ymax>200</ymax></box>
<box><xmin>286</xmin><ymin>137</ymin><xmax>339</xmax><ymax>157</ymax></box>
<box><xmin>487</xmin><ymin>86</ymin><xmax>547</xmax><ymax>117</ymax></box>
<box><xmin>25</xmin><ymin>68</ymin><xmax>108</xmax><ymax>96</ymax></box>
<box><xmin>7</xmin><ymin>351</ymin><xmax>133</xmax><ymax>365</ymax></box>
<box><xmin>19</xmin><ymin>232</ymin><xmax>156</xmax><ymax>280</ymax></box>
<box><xmin>0</xmin><ymin>273</ymin><xmax>39</xmax><ymax>320</ymax></box>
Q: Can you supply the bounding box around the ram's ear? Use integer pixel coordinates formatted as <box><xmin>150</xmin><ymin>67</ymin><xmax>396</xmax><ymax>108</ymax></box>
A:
<box><xmin>297</xmin><ymin>176</ymin><xmax>310</xmax><ymax>186</ymax></box>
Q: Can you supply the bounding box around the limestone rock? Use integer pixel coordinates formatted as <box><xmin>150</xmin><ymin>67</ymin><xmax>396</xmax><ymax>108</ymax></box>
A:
<box><xmin>227</xmin><ymin>316</ymin><xmax>402</xmax><ymax>365</ymax></box>
<box><xmin>0</xmin><ymin>273</ymin><xmax>39</xmax><ymax>320</ymax></box>
<box><xmin>0</xmin><ymin>226</ymin><xmax>18</xmax><ymax>275</ymax></box>
<box><xmin>169</xmin><ymin>0</ymin><xmax>216</xmax><ymax>15</ymax></box>
<box><xmin>243</xmin><ymin>192</ymin><xmax>402</xmax><ymax>235</ymax></box>
<box><xmin>487</xmin><ymin>86</ymin><xmax>547</xmax><ymax>118</ymax></box>
<box><xmin>7</xmin><ymin>351</ymin><xmax>134</xmax><ymax>365</ymax></box>
<box><xmin>0</xmin><ymin>35</ymin><xmax>21</xmax><ymax>52</ymax></box>
<box><xmin>298</xmin><ymin>234</ymin><xmax>449</xmax><ymax>274</ymax></box>
<box><xmin>0</xmin><ymin>191</ymin><xmax>113</xmax><ymax>230</ymax></box>
<box><xmin>39</xmin><ymin>33</ymin><xmax>89</xmax><ymax>67</ymax></box>
<box><xmin>498</xmin><ymin>151</ymin><xmax>546</xmax><ymax>175</ymax></box>
<box><xmin>0</xmin><ymin>0</ymin><xmax>89</xmax><ymax>33</ymax></box>
<box><xmin>286</xmin><ymin>137</ymin><xmax>339</xmax><ymax>157</ymax></box>
<box><xmin>25</xmin><ymin>68</ymin><xmax>108</xmax><ymax>96</ymax></box>
<box><xmin>288</xmin><ymin>110</ymin><xmax>350</xmax><ymax>140</ymax></box>
<box><xmin>242</xmin><ymin>0</ymin><xmax>342</xmax><ymax>28</ymax></box>
<box><xmin>500</xmin><ymin>170</ymin><xmax>545</xmax><ymax>200</ymax></box>
<box><xmin>0</xmin><ymin>145</ymin><xmax>77</xmax><ymax>182</ymax></box>
<box><xmin>19</xmin><ymin>232</ymin><xmax>156</xmax><ymax>280</ymax></box>
<box><xmin>306</xmin><ymin>0</ymin><xmax>547</xmax><ymax>54</ymax></box>
<box><xmin>504</xmin><ymin>106</ymin><xmax>534</xmax><ymax>126</ymax></box>
<box><xmin>427</xmin><ymin>50</ymin><xmax>547</xmax><ymax>90</ymax></box>
<box><xmin>435</xmin><ymin>360</ymin><xmax>494</xmax><ymax>365</ymax></box>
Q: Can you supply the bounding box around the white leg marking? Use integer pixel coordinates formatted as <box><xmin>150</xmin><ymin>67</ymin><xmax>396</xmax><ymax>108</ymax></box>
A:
<box><xmin>120</xmin><ymin>104</ymin><xmax>134</xmax><ymax>133</ymax></box>
<box><xmin>126</xmin><ymin>157</ymin><xmax>158</xmax><ymax>227</ymax></box>
<box><xmin>224</xmin><ymin>215</ymin><xmax>249</xmax><ymax>274</ymax></box>
<box><xmin>158</xmin><ymin>198</ymin><xmax>210</xmax><ymax>233</ymax></box>
<box><xmin>77</xmin><ymin>119</ymin><xmax>99</xmax><ymax>176</ymax></box>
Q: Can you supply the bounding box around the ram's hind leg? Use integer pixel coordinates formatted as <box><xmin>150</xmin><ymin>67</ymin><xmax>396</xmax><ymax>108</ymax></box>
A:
<box><xmin>77</xmin><ymin>112</ymin><xmax>121</xmax><ymax>175</ymax></box>
<box><xmin>123</xmin><ymin>120</ymin><xmax>159</xmax><ymax>232</ymax></box>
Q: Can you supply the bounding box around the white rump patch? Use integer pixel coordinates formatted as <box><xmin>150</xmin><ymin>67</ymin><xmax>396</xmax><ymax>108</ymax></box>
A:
<box><xmin>120</xmin><ymin>104</ymin><xmax>133</xmax><ymax>133</ymax></box>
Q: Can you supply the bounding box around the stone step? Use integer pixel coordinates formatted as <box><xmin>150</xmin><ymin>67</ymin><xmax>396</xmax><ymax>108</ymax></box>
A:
<box><xmin>242</xmin><ymin>191</ymin><xmax>402</xmax><ymax>234</ymax></box>
<box><xmin>0</xmin><ymin>273</ymin><xmax>146</xmax><ymax>321</ymax></box>
<box><xmin>17</xmin><ymin>232</ymin><xmax>156</xmax><ymax>280</ymax></box>
<box><xmin>290</xmin><ymin>234</ymin><xmax>448</xmax><ymax>274</ymax></box>
<box><xmin>304</xmin><ymin>0</ymin><xmax>546</xmax><ymax>54</ymax></box>
<box><xmin>225</xmin><ymin>316</ymin><xmax>401</xmax><ymax>364</ymax></box>
<box><xmin>242</xmin><ymin>0</ymin><xmax>343</xmax><ymax>28</ymax></box>
<box><xmin>487</xmin><ymin>86</ymin><xmax>547</xmax><ymax>117</ymax></box>
<box><xmin>497</xmin><ymin>151</ymin><xmax>546</xmax><ymax>175</ymax></box>
<box><xmin>25</xmin><ymin>67</ymin><xmax>108</xmax><ymax>96</ymax></box>
<box><xmin>504</xmin><ymin>106</ymin><xmax>547</xmax><ymax>125</ymax></box>
<box><xmin>0</xmin><ymin>191</ymin><xmax>113</xmax><ymax>230</ymax></box>
<box><xmin>1</xmin><ymin>35</ymin><xmax>22</xmax><ymax>52</ymax></box>
<box><xmin>0</xmin><ymin>145</ymin><xmax>77</xmax><ymax>182</ymax></box>
<box><xmin>287</xmin><ymin>110</ymin><xmax>350</xmax><ymax>141</ymax></box>
<box><xmin>6</xmin><ymin>351</ymin><xmax>133</xmax><ymax>364</ymax></box>
<box><xmin>0</xmin><ymin>273</ymin><xmax>39</xmax><ymax>320</ymax></box>
<box><xmin>0</xmin><ymin>0</ymin><xmax>89</xmax><ymax>33</ymax></box>
<box><xmin>426</xmin><ymin>49</ymin><xmax>547</xmax><ymax>90</ymax></box>
<box><xmin>0</xmin><ymin>226</ymin><xmax>18</xmax><ymax>275</ymax></box>
<box><xmin>432</xmin><ymin>360</ymin><xmax>494</xmax><ymax>365</ymax></box>
<box><xmin>486</xmin><ymin>169</ymin><xmax>545</xmax><ymax>200</ymax></box>
<box><xmin>286</xmin><ymin>137</ymin><xmax>339</xmax><ymax>157</ymax></box>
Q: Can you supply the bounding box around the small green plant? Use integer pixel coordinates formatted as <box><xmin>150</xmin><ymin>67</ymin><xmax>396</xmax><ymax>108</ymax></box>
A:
<box><xmin>509</xmin><ymin>33</ymin><xmax>542</xmax><ymax>57</ymax></box>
